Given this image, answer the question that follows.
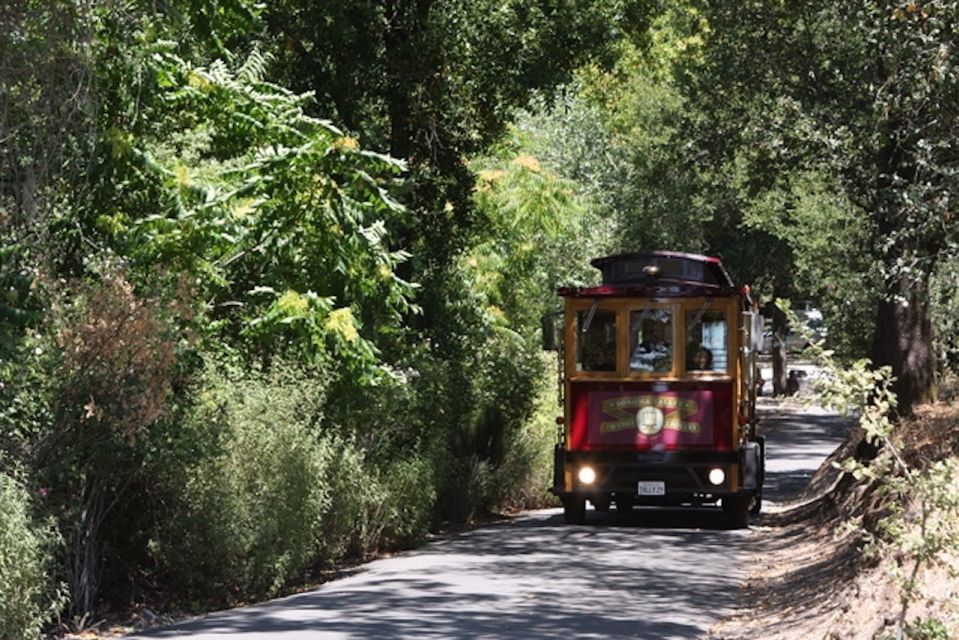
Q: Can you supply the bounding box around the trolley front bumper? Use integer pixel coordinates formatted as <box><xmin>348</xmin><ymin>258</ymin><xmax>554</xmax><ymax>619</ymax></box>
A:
<box><xmin>550</xmin><ymin>445</ymin><xmax>763</xmax><ymax>505</ymax></box>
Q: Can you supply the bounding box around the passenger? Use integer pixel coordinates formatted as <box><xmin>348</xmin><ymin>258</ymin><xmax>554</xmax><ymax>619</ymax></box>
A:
<box><xmin>585</xmin><ymin>342</ymin><xmax>616</xmax><ymax>371</ymax></box>
<box><xmin>690</xmin><ymin>346</ymin><xmax>713</xmax><ymax>371</ymax></box>
<box><xmin>583</xmin><ymin>316</ymin><xmax>616</xmax><ymax>371</ymax></box>
<box><xmin>631</xmin><ymin>323</ymin><xmax>671</xmax><ymax>372</ymax></box>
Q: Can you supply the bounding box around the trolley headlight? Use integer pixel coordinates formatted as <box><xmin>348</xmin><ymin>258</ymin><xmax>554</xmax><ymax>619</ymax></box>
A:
<box><xmin>577</xmin><ymin>466</ymin><xmax>596</xmax><ymax>485</ymax></box>
<box><xmin>708</xmin><ymin>468</ymin><xmax>726</xmax><ymax>486</ymax></box>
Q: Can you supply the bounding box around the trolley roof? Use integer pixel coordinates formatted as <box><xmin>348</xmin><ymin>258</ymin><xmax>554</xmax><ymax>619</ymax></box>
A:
<box><xmin>558</xmin><ymin>251</ymin><xmax>742</xmax><ymax>298</ymax></box>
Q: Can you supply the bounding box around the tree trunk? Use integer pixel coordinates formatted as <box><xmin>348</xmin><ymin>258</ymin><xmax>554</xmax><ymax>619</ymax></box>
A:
<box><xmin>771</xmin><ymin>297</ymin><xmax>789</xmax><ymax>397</ymax></box>
<box><xmin>383</xmin><ymin>0</ymin><xmax>433</xmax><ymax>162</ymax></box>
<box><xmin>870</xmin><ymin>274</ymin><xmax>936</xmax><ymax>415</ymax></box>
<box><xmin>68</xmin><ymin>479</ymin><xmax>105</xmax><ymax>621</ymax></box>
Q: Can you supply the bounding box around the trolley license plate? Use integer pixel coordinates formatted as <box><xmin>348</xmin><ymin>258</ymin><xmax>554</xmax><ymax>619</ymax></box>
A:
<box><xmin>637</xmin><ymin>481</ymin><xmax>665</xmax><ymax>496</ymax></box>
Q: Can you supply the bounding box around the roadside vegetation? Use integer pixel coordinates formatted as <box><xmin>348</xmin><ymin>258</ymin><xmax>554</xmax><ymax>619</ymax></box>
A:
<box><xmin>801</xmin><ymin>307</ymin><xmax>958</xmax><ymax>639</ymax></box>
<box><xmin>1</xmin><ymin>1</ymin><xmax>958</xmax><ymax>637</ymax></box>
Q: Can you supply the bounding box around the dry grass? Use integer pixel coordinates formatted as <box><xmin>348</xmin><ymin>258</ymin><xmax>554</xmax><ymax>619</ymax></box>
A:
<box><xmin>711</xmin><ymin>401</ymin><xmax>959</xmax><ymax>640</ymax></box>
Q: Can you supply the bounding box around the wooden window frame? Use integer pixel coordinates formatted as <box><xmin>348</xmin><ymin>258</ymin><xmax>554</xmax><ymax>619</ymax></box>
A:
<box><xmin>565</xmin><ymin>297</ymin><xmax>739</xmax><ymax>382</ymax></box>
<box><xmin>681</xmin><ymin>297</ymin><xmax>737</xmax><ymax>380</ymax></box>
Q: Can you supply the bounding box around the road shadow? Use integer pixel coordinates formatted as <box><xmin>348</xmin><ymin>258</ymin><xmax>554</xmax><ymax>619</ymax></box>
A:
<box><xmin>560</xmin><ymin>505</ymin><xmax>734</xmax><ymax>530</ymax></box>
<box><xmin>130</xmin><ymin>402</ymin><xmax>849</xmax><ymax>640</ymax></box>
<box><xmin>133</xmin><ymin>511</ymin><xmax>750</xmax><ymax>640</ymax></box>
<box><xmin>759</xmin><ymin>408</ymin><xmax>852</xmax><ymax>506</ymax></box>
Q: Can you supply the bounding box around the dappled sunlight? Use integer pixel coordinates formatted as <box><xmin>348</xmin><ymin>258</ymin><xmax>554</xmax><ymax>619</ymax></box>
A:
<box><xmin>128</xmin><ymin>396</ymin><xmax>850</xmax><ymax>640</ymax></box>
<box><xmin>134</xmin><ymin>510</ymin><xmax>751</xmax><ymax>639</ymax></box>
<box><xmin>759</xmin><ymin>407</ymin><xmax>851</xmax><ymax>508</ymax></box>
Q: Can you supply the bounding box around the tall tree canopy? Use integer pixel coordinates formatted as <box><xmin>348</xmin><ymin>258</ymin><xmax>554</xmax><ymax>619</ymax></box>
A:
<box><xmin>1</xmin><ymin>1</ymin><xmax>664</xmax><ymax>623</ymax></box>
<box><xmin>679</xmin><ymin>0</ymin><xmax>959</xmax><ymax>412</ymax></box>
<box><xmin>264</xmin><ymin>0</ymin><xmax>655</xmax><ymax>325</ymax></box>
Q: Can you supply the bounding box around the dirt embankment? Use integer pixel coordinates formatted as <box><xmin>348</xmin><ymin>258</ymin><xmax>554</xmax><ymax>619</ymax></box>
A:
<box><xmin>712</xmin><ymin>401</ymin><xmax>959</xmax><ymax>640</ymax></box>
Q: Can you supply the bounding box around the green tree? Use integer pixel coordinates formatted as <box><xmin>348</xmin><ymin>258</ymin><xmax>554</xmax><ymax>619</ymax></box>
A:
<box><xmin>682</xmin><ymin>0</ymin><xmax>959</xmax><ymax>412</ymax></box>
<box><xmin>511</xmin><ymin>12</ymin><xmax>805</xmax><ymax>393</ymax></box>
<box><xmin>264</xmin><ymin>0</ymin><xmax>655</xmax><ymax>326</ymax></box>
<box><xmin>260</xmin><ymin>0</ymin><xmax>661</xmax><ymax>525</ymax></box>
<box><xmin>2</xmin><ymin>1</ymin><xmax>419</xmax><ymax>620</ymax></box>
<box><xmin>91</xmin><ymin>46</ymin><xmax>415</xmax><ymax>377</ymax></box>
<box><xmin>470</xmin><ymin>129</ymin><xmax>609</xmax><ymax>328</ymax></box>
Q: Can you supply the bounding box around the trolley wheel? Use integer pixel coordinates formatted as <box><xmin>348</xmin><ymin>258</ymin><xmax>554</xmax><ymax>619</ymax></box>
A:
<box><xmin>591</xmin><ymin>496</ymin><xmax>611</xmax><ymax>513</ymax></box>
<box><xmin>749</xmin><ymin>488</ymin><xmax>763</xmax><ymax>515</ymax></box>
<box><xmin>723</xmin><ymin>495</ymin><xmax>750</xmax><ymax>529</ymax></box>
<box><xmin>563</xmin><ymin>496</ymin><xmax>586</xmax><ymax>524</ymax></box>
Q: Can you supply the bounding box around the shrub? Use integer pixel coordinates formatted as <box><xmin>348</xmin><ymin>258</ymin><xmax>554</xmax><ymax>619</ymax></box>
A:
<box><xmin>794</xmin><ymin>301</ymin><xmax>959</xmax><ymax>640</ymax></box>
<box><xmin>905</xmin><ymin>618</ymin><xmax>951</xmax><ymax>640</ymax></box>
<box><xmin>487</xmin><ymin>367</ymin><xmax>561</xmax><ymax>511</ymax></box>
<box><xmin>437</xmin><ymin>323</ymin><xmax>550</xmax><ymax>519</ymax></box>
<box><xmin>0</xmin><ymin>472</ymin><xmax>63</xmax><ymax>640</ymax></box>
<box><xmin>152</xmin><ymin>361</ymin><xmax>332</xmax><ymax>601</ymax></box>
<box><xmin>151</xmin><ymin>354</ymin><xmax>440</xmax><ymax>603</ymax></box>
<box><xmin>317</xmin><ymin>438</ymin><xmax>435</xmax><ymax>563</ymax></box>
<box><xmin>17</xmin><ymin>264</ymin><xmax>190</xmax><ymax>619</ymax></box>
<box><xmin>379</xmin><ymin>455</ymin><xmax>435</xmax><ymax>548</ymax></box>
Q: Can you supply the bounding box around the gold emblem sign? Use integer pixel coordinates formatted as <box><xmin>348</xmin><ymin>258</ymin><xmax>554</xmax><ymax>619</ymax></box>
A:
<box><xmin>599</xmin><ymin>395</ymin><xmax>701</xmax><ymax>436</ymax></box>
<box><xmin>637</xmin><ymin>406</ymin><xmax>664</xmax><ymax>435</ymax></box>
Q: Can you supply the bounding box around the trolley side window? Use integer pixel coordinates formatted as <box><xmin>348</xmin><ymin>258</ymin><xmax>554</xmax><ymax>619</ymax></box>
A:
<box><xmin>686</xmin><ymin>306</ymin><xmax>728</xmax><ymax>372</ymax></box>
<box><xmin>629</xmin><ymin>309</ymin><xmax>673</xmax><ymax>373</ymax></box>
<box><xmin>576</xmin><ymin>308</ymin><xmax>617</xmax><ymax>372</ymax></box>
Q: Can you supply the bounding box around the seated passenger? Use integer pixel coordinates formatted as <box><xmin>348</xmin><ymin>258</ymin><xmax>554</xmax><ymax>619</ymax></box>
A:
<box><xmin>584</xmin><ymin>342</ymin><xmax>616</xmax><ymax>371</ymax></box>
<box><xmin>630</xmin><ymin>323</ymin><xmax>671</xmax><ymax>372</ymax></box>
<box><xmin>690</xmin><ymin>346</ymin><xmax>713</xmax><ymax>371</ymax></box>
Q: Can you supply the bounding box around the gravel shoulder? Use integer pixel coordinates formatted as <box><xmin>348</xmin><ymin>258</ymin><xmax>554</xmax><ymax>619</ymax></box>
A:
<box><xmin>710</xmin><ymin>395</ymin><xmax>959</xmax><ymax>640</ymax></box>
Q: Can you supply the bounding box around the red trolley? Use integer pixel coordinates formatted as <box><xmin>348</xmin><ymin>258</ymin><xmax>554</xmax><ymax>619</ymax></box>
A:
<box><xmin>546</xmin><ymin>251</ymin><xmax>765</xmax><ymax>527</ymax></box>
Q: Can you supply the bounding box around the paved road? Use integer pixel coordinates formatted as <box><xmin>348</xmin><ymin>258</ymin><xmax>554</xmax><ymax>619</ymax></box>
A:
<box><xmin>131</xmin><ymin>399</ymin><xmax>849</xmax><ymax>640</ymax></box>
<box><xmin>760</xmin><ymin>403</ymin><xmax>851</xmax><ymax>507</ymax></box>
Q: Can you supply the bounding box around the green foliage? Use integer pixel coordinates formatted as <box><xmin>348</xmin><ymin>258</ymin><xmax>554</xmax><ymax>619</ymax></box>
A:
<box><xmin>436</xmin><ymin>281</ymin><xmax>555</xmax><ymax>519</ymax></box>
<box><xmin>483</xmin><ymin>366</ymin><xmax>562</xmax><ymax>511</ymax></box>
<box><xmin>264</xmin><ymin>0</ymin><xmax>657</xmax><ymax>330</ymax></box>
<box><xmin>904</xmin><ymin>617</ymin><xmax>951</xmax><ymax>640</ymax></box>
<box><xmin>0</xmin><ymin>0</ymin><xmax>95</xmax><ymax>215</ymax></box>
<box><xmin>470</xmin><ymin>129</ymin><xmax>607</xmax><ymax>328</ymax></box>
<box><xmin>152</xmin><ymin>360</ymin><xmax>332</xmax><ymax>600</ymax></box>
<box><xmin>513</xmin><ymin>42</ymin><xmax>710</xmax><ymax>255</ymax></box>
<box><xmin>680</xmin><ymin>0</ymin><xmax>959</xmax><ymax>406</ymax></box>
<box><xmin>33</xmin><ymin>264</ymin><xmax>189</xmax><ymax>617</ymax></box>
<box><xmin>457</xmin><ymin>131</ymin><xmax>609</xmax><ymax>513</ymax></box>
<box><xmin>0</xmin><ymin>244</ymin><xmax>42</xmax><ymax>363</ymax></box>
<box><xmin>573</xmin><ymin>36</ymin><xmax>712</xmax><ymax>253</ymax></box>
<box><xmin>85</xmin><ymin>46</ymin><xmax>415</xmax><ymax>381</ymax></box>
<box><xmin>743</xmin><ymin>171</ymin><xmax>878</xmax><ymax>357</ymax></box>
<box><xmin>931</xmin><ymin>260</ymin><xmax>959</xmax><ymax>374</ymax></box>
<box><xmin>788</xmin><ymin>302</ymin><xmax>959</xmax><ymax>640</ymax></box>
<box><xmin>0</xmin><ymin>329</ymin><xmax>56</xmax><ymax>465</ymax></box>
<box><xmin>318</xmin><ymin>439</ymin><xmax>434</xmax><ymax>562</ymax></box>
<box><xmin>0</xmin><ymin>0</ymin><xmax>659</xmax><ymax>625</ymax></box>
<box><xmin>0</xmin><ymin>472</ymin><xmax>64</xmax><ymax>640</ymax></box>
<box><xmin>151</xmin><ymin>358</ymin><xmax>437</xmax><ymax>602</ymax></box>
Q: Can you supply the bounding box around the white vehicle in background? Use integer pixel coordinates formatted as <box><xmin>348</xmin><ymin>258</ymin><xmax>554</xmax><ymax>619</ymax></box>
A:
<box><xmin>761</xmin><ymin>302</ymin><xmax>827</xmax><ymax>353</ymax></box>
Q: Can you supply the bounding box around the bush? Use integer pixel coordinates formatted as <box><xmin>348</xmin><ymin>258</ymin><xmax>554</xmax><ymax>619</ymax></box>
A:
<box><xmin>152</xmin><ymin>361</ymin><xmax>332</xmax><ymax>601</ymax></box>
<box><xmin>152</xmin><ymin>357</ymin><xmax>438</xmax><ymax>600</ymax></box>
<box><xmin>0</xmin><ymin>472</ymin><xmax>63</xmax><ymax>640</ymax></box>
<box><xmin>932</xmin><ymin>260</ymin><xmax>959</xmax><ymax>374</ymax></box>
<box><xmin>313</xmin><ymin>438</ymin><xmax>380</xmax><ymax>562</ymax></box>
<box><xmin>379</xmin><ymin>455</ymin><xmax>435</xmax><ymax>548</ymax></box>
<box><xmin>437</xmin><ymin>323</ymin><xmax>551</xmax><ymax>519</ymax></box>
<box><xmin>487</xmin><ymin>366</ymin><xmax>561</xmax><ymax>511</ymax></box>
<box><xmin>906</xmin><ymin>618</ymin><xmax>951</xmax><ymax>640</ymax></box>
<box><xmin>317</xmin><ymin>438</ymin><xmax>435</xmax><ymax>563</ymax></box>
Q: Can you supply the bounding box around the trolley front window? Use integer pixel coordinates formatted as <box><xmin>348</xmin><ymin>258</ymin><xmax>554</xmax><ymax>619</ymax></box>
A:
<box><xmin>629</xmin><ymin>309</ymin><xmax>673</xmax><ymax>373</ymax></box>
<box><xmin>576</xmin><ymin>308</ymin><xmax>617</xmax><ymax>372</ymax></box>
<box><xmin>686</xmin><ymin>306</ymin><xmax>728</xmax><ymax>373</ymax></box>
